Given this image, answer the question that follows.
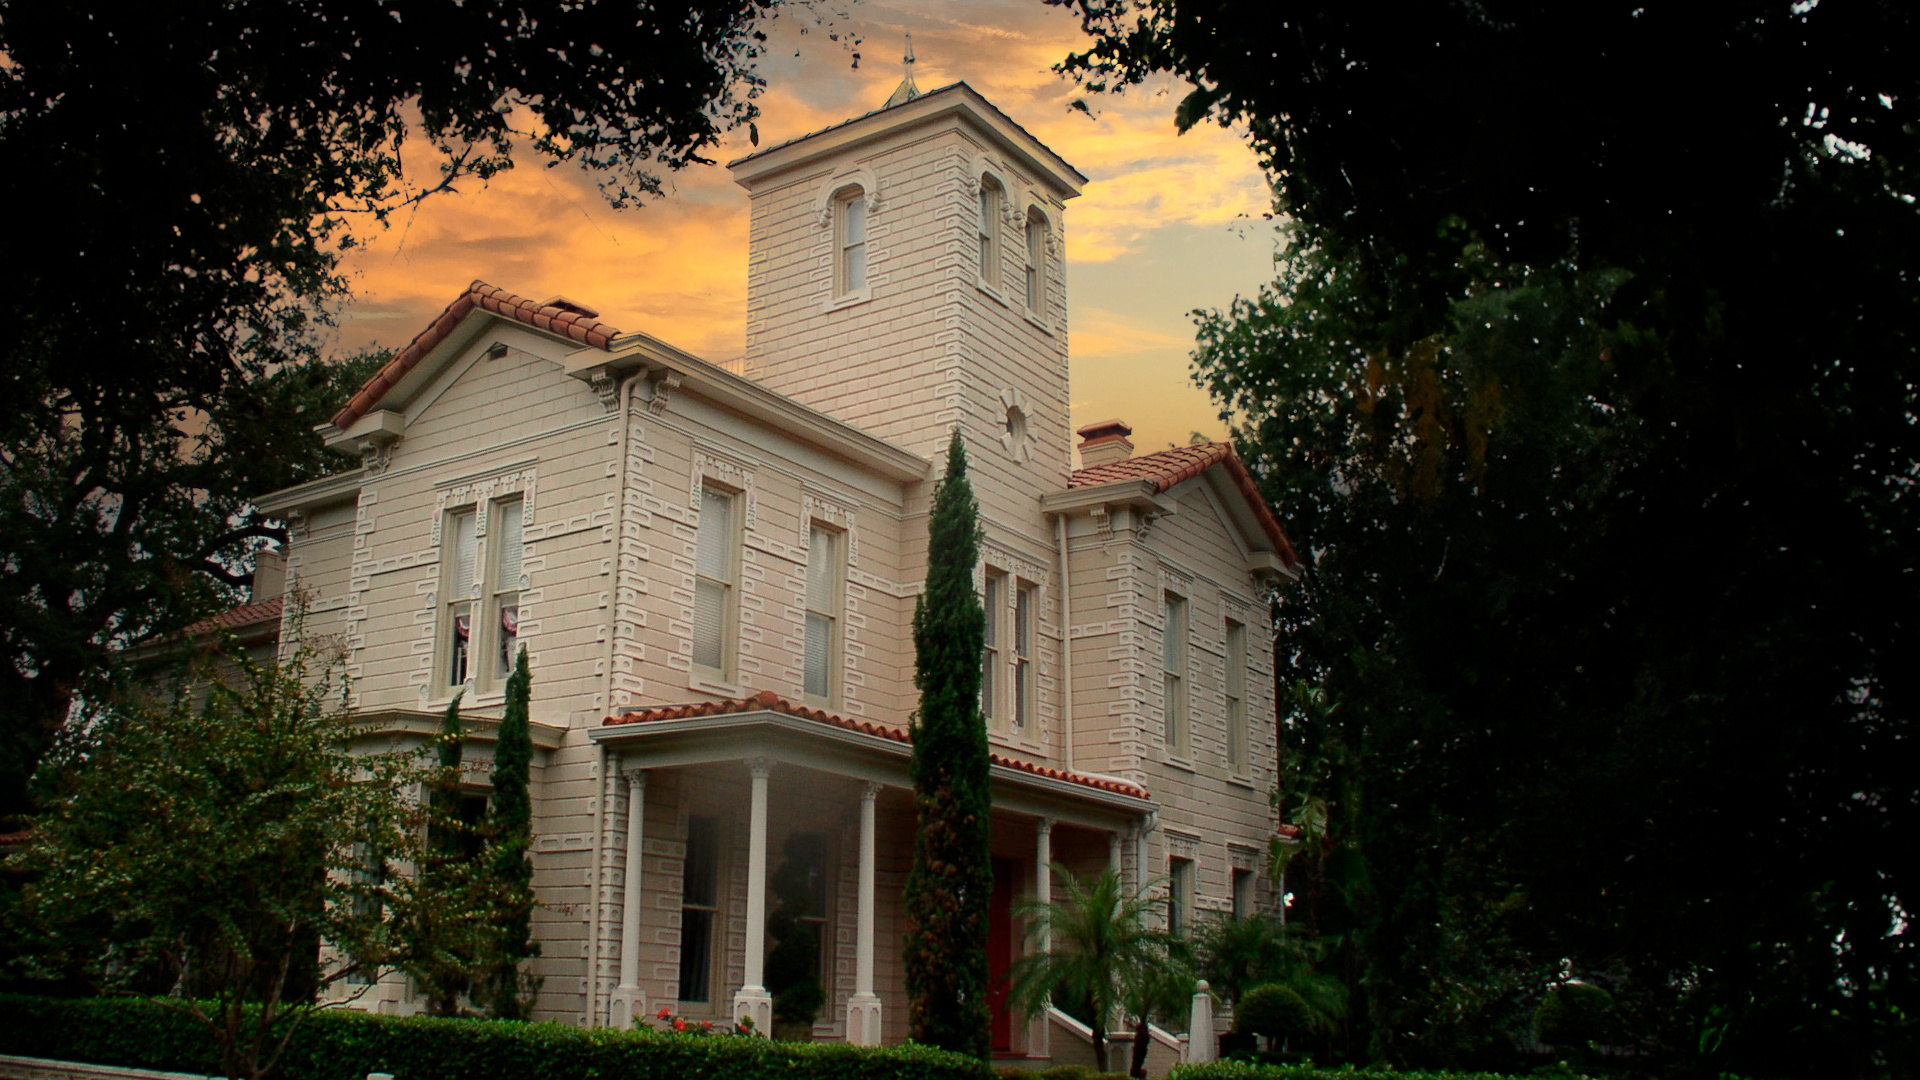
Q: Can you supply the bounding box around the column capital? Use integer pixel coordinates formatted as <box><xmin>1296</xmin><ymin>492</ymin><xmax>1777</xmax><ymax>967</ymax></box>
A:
<box><xmin>746</xmin><ymin>757</ymin><xmax>776</xmax><ymax>780</ymax></box>
<box><xmin>1036</xmin><ymin>816</ymin><xmax>1055</xmax><ymax>838</ymax></box>
<box><xmin>623</xmin><ymin>766</ymin><xmax>649</xmax><ymax>792</ymax></box>
<box><xmin>861</xmin><ymin>780</ymin><xmax>883</xmax><ymax>802</ymax></box>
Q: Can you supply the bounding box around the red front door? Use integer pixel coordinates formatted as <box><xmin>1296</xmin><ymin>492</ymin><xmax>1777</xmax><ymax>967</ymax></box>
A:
<box><xmin>988</xmin><ymin>857</ymin><xmax>1017</xmax><ymax>1052</ymax></box>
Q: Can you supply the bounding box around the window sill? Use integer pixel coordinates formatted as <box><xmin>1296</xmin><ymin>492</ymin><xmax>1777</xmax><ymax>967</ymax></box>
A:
<box><xmin>1162</xmin><ymin>754</ymin><xmax>1197</xmax><ymax>773</ymax></box>
<box><xmin>974</xmin><ymin>280</ymin><xmax>1010</xmax><ymax>308</ymax></box>
<box><xmin>690</xmin><ymin>671</ymin><xmax>742</xmax><ymax>699</ymax></box>
<box><xmin>821</xmin><ymin>288</ymin><xmax>872</xmax><ymax>314</ymax></box>
<box><xmin>1020</xmin><ymin>308</ymin><xmax>1056</xmax><ymax>337</ymax></box>
<box><xmin>1225</xmin><ymin>773</ymin><xmax>1258</xmax><ymax>791</ymax></box>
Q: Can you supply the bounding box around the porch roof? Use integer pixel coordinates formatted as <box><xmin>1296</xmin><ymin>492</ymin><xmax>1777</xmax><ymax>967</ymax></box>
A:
<box><xmin>598</xmin><ymin>689</ymin><xmax>1153</xmax><ymax>807</ymax></box>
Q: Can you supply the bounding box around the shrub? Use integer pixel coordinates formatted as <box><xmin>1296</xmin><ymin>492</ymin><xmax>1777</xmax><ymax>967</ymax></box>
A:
<box><xmin>1171</xmin><ymin>1066</ymin><xmax>1579</xmax><ymax>1080</ymax></box>
<box><xmin>0</xmin><ymin>993</ymin><xmax>991</xmax><ymax>1080</ymax></box>
<box><xmin>1233</xmin><ymin>984</ymin><xmax>1312</xmax><ymax>1042</ymax></box>
<box><xmin>1533</xmin><ymin>981</ymin><xmax>1616</xmax><ymax>1048</ymax></box>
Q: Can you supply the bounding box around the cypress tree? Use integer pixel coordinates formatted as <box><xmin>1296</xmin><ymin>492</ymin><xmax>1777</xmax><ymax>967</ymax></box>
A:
<box><xmin>479</xmin><ymin>647</ymin><xmax>539</xmax><ymax>1019</ymax></box>
<box><xmin>903</xmin><ymin>430</ymin><xmax>993</xmax><ymax>1058</ymax></box>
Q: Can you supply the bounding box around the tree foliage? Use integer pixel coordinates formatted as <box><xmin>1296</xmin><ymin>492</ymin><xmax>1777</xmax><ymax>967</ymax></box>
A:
<box><xmin>476</xmin><ymin>647</ymin><xmax>538</xmax><ymax>1020</ymax></box>
<box><xmin>1058</xmin><ymin>3</ymin><xmax>1919</xmax><ymax>1077</ymax></box>
<box><xmin>903</xmin><ymin>431</ymin><xmax>994</xmax><ymax>1060</ymax></box>
<box><xmin>7</xmin><ymin>625</ymin><xmax>435</xmax><ymax>1080</ymax></box>
<box><xmin>1006</xmin><ymin>867</ymin><xmax>1182</xmax><ymax>1076</ymax></box>
<box><xmin>0</xmin><ymin>0</ymin><xmax>821</xmax><ymax>821</ymax></box>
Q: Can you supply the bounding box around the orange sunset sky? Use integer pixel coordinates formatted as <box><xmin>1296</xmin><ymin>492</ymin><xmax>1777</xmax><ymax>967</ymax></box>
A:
<box><xmin>327</xmin><ymin>0</ymin><xmax>1282</xmax><ymax>457</ymax></box>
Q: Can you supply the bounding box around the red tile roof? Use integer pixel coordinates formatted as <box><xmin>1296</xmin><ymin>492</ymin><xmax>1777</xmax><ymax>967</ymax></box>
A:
<box><xmin>1070</xmin><ymin>442</ymin><xmax>1299</xmax><ymax>566</ymax></box>
<box><xmin>330</xmin><ymin>281</ymin><xmax>621</xmax><ymax>431</ymax></box>
<box><xmin>606</xmin><ymin>689</ymin><xmax>1151</xmax><ymax>801</ymax></box>
<box><xmin>182</xmin><ymin>596</ymin><xmax>285</xmax><ymax>636</ymax></box>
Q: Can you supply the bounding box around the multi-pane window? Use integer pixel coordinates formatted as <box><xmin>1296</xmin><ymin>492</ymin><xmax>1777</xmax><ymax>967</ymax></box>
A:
<box><xmin>982</xmin><ymin>570</ymin><xmax>1006</xmax><ymax>729</ymax></box>
<box><xmin>1232</xmin><ymin>867</ymin><xmax>1256</xmax><ymax>922</ymax></box>
<box><xmin>679</xmin><ymin>816</ymin><xmax>721</xmax><ymax>1003</ymax></box>
<box><xmin>442</xmin><ymin>509</ymin><xmax>477</xmax><ymax>690</ymax></box>
<box><xmin>978</xmin><ymin>177</ymin><xmax>1003</xmax><ymax>289</ymax></box>
<box><xmin>441</xmin><ymin>498</ymin><xmax>524</xmax><ymax>694</ymax></box>
<box><xmin>837</xmin><ymin>190</ymin><xmax>867</xmax><ymax>296</ymax></box>
<box><xmin>1168</xmin><ymin>856</ymin><xmax>1194</xmax><ymax>937</ymax></box>
<box><xmin>693</xmin><ymin>486</ymin><xmax>737</xmax><ymax>679</ymax></box>
<box><xmin>1226</xmin><ymin>619</ymin><xmax>1248</xmax><ymax>772</ymax></box>
<box><xmin>804</xmin><ymin>525</ymin><xmax>843</xmax><ymax>706</ymax></box>
<box><xmin>1013</xmin><ymin>581</ymin><xmax>1036</xmax><ymax>733</ymax></box>
<box><xmin>1163</xmin><ymin>592</ymin><xmax>1189</xmax><ymax>755</ymax></box>
<box><xmin>490</xmin><ymin>499</ymin><xmax>524</xmax><ymax>681</ymax></box>
<box><xmin>1025</xmin><ymin>209</ymin><xmax>1046</xmax><ymax>312</ymax></box>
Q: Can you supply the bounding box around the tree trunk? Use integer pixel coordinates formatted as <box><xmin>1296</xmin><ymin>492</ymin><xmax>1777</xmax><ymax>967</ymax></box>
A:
<box><xmin>1130</xmin><ymin>1015</ymin><xmax>1151</xmax><ymax>1078</ymax></box>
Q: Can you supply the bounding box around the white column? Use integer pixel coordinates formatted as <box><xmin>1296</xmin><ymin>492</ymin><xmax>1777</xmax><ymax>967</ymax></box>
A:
<box><xmin>732</xmin><ymin>758</ymin><xmax>775</xmax><ymax>1034</ymax></box>
<box><xmin>1028</xmin><ymin>817</ymin><xmax>1055</xmax><ymax>1058</ymax></box>
<box><xmin>1109</xmin><ymin>832</ymin><xmax>1124</xmax><ymax>877</ymax></box>
<box><xmin>845</xmin><ymin>781</ymin><xmax>883</xmax><ymax>1044</ymax></box>
<box><xmin>609</xmin><ymin>768</ymin><xmax>648</xmax><ymax>1028</ymax></box>
<box><xmin>1186</xmin><ymin>979</ymin><xmax>1217</xmax><ymax>1063</ymax></box>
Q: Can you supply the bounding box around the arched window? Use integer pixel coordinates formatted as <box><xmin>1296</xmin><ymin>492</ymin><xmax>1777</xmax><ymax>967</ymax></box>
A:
<box><xmin>836</xmin><ymin>187</ymin><xmax>868</xmax><ymax>296</ymax></box>
<box><xmin>1025</xmin><ymin>207</ymin><xmax>1048</xmax><ymax>313</ymax></box>
<box><xmin>978</xmin><ymin>176</ymin><xmax>1003</xmax><ymax>288</ymax></box>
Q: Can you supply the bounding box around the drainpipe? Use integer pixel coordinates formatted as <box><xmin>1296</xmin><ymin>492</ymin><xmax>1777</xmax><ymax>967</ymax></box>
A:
<box><xmin>1055</xmin><ymin>512</ymin><xmax>1074</xmax><ymax>773</ymax></box>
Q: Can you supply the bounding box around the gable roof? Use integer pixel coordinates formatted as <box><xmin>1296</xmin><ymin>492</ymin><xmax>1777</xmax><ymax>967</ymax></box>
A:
<box><xmin>606</xmin><ymin>689</ymin><xmax>1151</xmax><ymax>800</ymax></box>
<box><xmin>1070</xmin><ymin>442</ymin><xmax>1299</xmax><ymax>567</ymax></box>
<box><xmin>330</xmin><ymin>280</ymin><xmax>621</xmax><ymax>431</ymax></box>
<box><xmin>181</xmin><ymin>596</ymin><xmax>285</xmax><ymax>637</ymax></box>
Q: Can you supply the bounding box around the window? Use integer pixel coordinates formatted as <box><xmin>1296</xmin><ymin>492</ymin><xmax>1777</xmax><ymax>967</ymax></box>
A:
<box><xmin>679</xmin><ymin>815</ymin><xmax>721</xmax><ymax>1003</ymax></box>
<box><xmin>982</xmin><ymin>570</ymin><xmax>1006</xmax><ymax>729</ymax></box>
<box><xmin>837</xmin><ymin>189</ymin><xmax>867</xmax><ymax>296</ymax></box>
<box><xmin>1013</xmin><ymin>581</ymin><xmax>1036</xmax><ymax>733</ymax></box>
<box><xmin>1226</xmin><ymin>619</ymin><xmax>1248</xmax><ymax>772</ymax></box>
<box><xmin>490</xmin><ymin>499</ymin><xmax>524</xmax><ymax>682</ymax></box>
<box><xmin>1024</xmin><ymin>209</ymin><xmax>1047</xmax><ymax>312</ymax></box>
<box><xmin>693</xmin><ymin>485</ymin><xmax>738</xmax><ymax>680</ymax></box>
<box><xmin>1163</xmin><ymin>592</ymin><xmax>1189</xmax><ymax>755</ymax></box>
<box><xmin>442</xmin><ymin>509</ymin><xmax>477</xmax><ymax>691</ymax></box>
<box><xmin>804</xmin><ymin>525</ymin><xmax>844</xmax><ymax>707</ymax></box>
<box><xmin>977</xmin><ymin>176</ymin><xmax>1003</xmax><ymax>289</ymax></box>
<box><xmin>1232</xmin><ymin>867</ymin><xmax>1256</xmax><ymax>921</ymax></box>
<box><xmin>1168</xmin><ymin>856</ymin><xmax>1194</xmax><ymax>937</ymax></box>
<box><xmin>439</xmin><ymin>498</ymin><xmax>524</xmax><ymax>695</ymax></box>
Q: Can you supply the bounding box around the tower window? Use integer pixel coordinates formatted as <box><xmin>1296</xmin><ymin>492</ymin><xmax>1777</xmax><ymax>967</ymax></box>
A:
<box><xmin>837</xmin><ymin>189</ymin><xmax>868</xmax><ymax>296</ymax></box>
<box><xmin>978</xmin><ymin>176</ymin><xmax>1003</xmax><ymax>289</ymax></box>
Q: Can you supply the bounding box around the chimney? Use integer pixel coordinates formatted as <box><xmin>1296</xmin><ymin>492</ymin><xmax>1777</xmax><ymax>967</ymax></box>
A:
<box><xmin>1076</xmin><ymin>419</ymin><xmax>1134</xmax><ymax>468</ymax></box>
<box><xmin>250</xmin><ymin>548</ymin><xmax>287</xmax><ymax>603</ymax></box>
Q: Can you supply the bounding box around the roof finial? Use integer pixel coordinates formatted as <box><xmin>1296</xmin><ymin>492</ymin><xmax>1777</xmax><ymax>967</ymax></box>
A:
<box><xmin>884</xmin><ymin>33</ymin><xmax>921</xmax><ymax>108</ymax></box>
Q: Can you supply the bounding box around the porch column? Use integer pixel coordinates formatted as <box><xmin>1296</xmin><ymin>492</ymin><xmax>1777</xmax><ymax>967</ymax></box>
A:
<box><xmin>1109</xmin><ymin>832</ymin><xmax>1123</xmax><ymax>877</ymax></box>
<box><xmin>1028</xmin><ymin>817</ymin><xmax>1055</xmax><ymax>1058</ymax></box>
<box><xmin>732</xmin><ymin>758</ymin><xmax>775</xmax><ymax>1034</ymax></box>
<box><xmin>846</xmin><ymin>781</ymin><xmax>883</xmax><ymax>1044</ymax></box>
<box><xmin>609</xmin><ymin>768</ymin><xmax>648</xmax><ymax>1027</ymax></box>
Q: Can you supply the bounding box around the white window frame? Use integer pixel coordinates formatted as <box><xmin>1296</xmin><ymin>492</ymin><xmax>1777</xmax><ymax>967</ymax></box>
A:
<box><xmin>1168</xmin><ymin>856</ymin><xmax>1194</xmax><ymax>937</ymax></box>
<box><xmin>486</xmin><ymin>498</ymin><xmax>525</xmax><ymax>688</ymax></box>
<box><xmin>693</xmin><ymin>484</ymin><xmax>741</xmax><ymax>683</ymax></box>
<box><xmin>1226</xmin><ymin>618</ymin><xmax>1248</xmax><ymax>773</ymax></box>
<box><xmin>439</xmin><ymin>507</ymin><xmax>478</xmax><ymax>695</ymax></box>
<box><xmin>977</xmin><ymin>176</ymin><xmax>1003</xmax><ymax>291</ymax></box>
<box><xmin>1163</xmin><ymin>591</ymin><xmax>1189</xmax><ymax>756</ymax></box>
<box><xmin>982</xmin><ymin>568</ymin><xmax>1007</xmax><ymax>730</ymax></box>
<box><xmin>1024</xmin><ymin>207</ymin><xmax>1047</xmax><ymax>313</ymax></box>
<box><xmin>437</xmin><ymin>497</ymin><xmax>525</xmax><ymax>697</ymax></box>
<box><xmin>1013</xmin><ymin>579</ymin><xmax>1037</xmax><ymax>734</ymax></box>
<box><xmin>803</xmin><ymin>523</ymin><xmax>845</xmax><ymax>709</ymax></box>
<box><xmin>836</xmin><ymin>187</ymin><xmax>869</xmax><ymax>299</ymax></box>
<box><xmin>678</xmin><ymin>814</ymin><xmax>723</xmax><ymax>1005</ymax></box>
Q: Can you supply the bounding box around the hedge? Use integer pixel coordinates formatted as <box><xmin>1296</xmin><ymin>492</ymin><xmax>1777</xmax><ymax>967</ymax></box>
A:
<box><xmin>0</xmin><ymin>994</ymin><xmax>989</xmax><ymax>1080</ymax></box>
<box><xmin>1171</xmin><ymin>1066</ymin><xmax>1588</xmax><ymax>1080</ymax></box>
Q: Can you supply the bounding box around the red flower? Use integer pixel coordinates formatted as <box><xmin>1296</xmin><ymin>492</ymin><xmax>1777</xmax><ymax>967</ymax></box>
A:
<box><xmin>656</xmin><ymin>1006</ymin><xmax>672</xmax><ymax>1020</ymax></box>
<box><xmin>672</xmin><ymin>1018</ymin><xmax>687</xmax><ymax>1032</ymax></box>
<box><xmin>701</xmin><ymin>1020</ymin><xmax>713</xmax><ymax>1030</ymax></box>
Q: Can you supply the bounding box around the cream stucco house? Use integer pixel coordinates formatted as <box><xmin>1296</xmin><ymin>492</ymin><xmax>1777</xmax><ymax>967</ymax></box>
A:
<box><xmin>254</xmin><ymin>81</ymin><xmax>1298</xmax><ymax>1065</ymax></box>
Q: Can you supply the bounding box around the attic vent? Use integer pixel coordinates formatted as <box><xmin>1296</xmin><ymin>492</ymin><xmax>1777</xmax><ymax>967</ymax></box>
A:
<box><xmin>536</xmin><ymin>295</ymin><xmax>601</xmax><ymax>318</ymax></box>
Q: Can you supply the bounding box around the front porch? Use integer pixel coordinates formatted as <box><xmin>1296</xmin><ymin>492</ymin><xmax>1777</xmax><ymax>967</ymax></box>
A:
<box><xmin>586</xmin><ymin>691</ymin><xmax>1155</xmax><ymax>1056</ymax></box>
